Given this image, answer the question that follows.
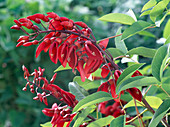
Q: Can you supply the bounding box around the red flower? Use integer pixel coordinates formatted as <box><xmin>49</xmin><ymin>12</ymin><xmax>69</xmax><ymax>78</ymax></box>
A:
<box><xmin>98</xmin><ymin>39</ymin><xmax>109</xmax><ymax>50</ymax></box>
<box><xmin>84</xmin><ymin>41</ymin><xmax>103</xmax><ymax>60</ymax></box>
<box><xmin>42</xmin><ymin>103</ymin><xmax>76</xmax><ymax>127</ymax></box>
<box><xmin>98</xmin><ymin>101</ymin><xmax>125</xmax><ymax>118</ymax></box>
<box><xmin>77</xmin><ymin>59</ymin><xmax>86</xmax><ymax>82</ymax></box>
<box><xmin>101</xmin><ymin>63</ymin><xmax>112</xmax><ymax>78</ymax></box>
<box><xmin>58</xmin><ymin>43</ymin><xmax>69</xmax><ymax>67</ymax></box>
<box><xmin>67</xmin><ymin>45</ymin><xmax>78</xmax><ymax>71</ymax></box>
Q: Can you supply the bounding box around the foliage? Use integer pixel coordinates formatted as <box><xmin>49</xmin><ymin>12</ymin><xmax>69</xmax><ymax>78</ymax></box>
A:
<box><xmin>1</xmin><ymin>0</ymin><xmax>170</xmax><ymax>127</ymax></box>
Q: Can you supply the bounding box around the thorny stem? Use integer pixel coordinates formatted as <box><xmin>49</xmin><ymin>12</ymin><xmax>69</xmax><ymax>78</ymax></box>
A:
<box><xmin>142</xmin><ymin>98</ymin><xmax>170</xmax><ymax>127</ymax></box>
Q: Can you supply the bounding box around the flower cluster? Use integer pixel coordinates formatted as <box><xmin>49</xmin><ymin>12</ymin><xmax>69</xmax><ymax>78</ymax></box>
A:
<box><xmin>42</xmin><ymin>103</ymin><xmax>76</xmax><ymax>127</ymax></box>
<box><xmin>12</xmin><ymin>12</ymin><xmax>145</xmax><ymax>127</ymax></box>
<box><xmin>22</xmin><ymin>65</ymin><xmax>78</xmax><ymax>107</ymax></box>
<box><xmin>11</xmin><ymin>12</ymin><xmax>109</xmax><ymax>82</ymax></box>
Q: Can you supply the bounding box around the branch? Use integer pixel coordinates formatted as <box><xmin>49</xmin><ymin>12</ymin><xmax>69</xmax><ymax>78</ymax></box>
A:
<box><xmin>142</xmin><ymin>98</ymin><xmax>170</xmax><ymax>127</ymax></box>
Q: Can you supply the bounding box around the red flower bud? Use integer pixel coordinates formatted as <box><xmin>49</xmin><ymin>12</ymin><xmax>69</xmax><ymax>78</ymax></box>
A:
<box><xmin>16</xmin><ymin>40</ymin><xmax>25</xmax><ymax>47</ymax></box>
<box><xmin>11</xmin><ymin>25</ymin><xmax>20</xmax><ymax>30</ymax></box>
<box><xmin>46</xmin><ymin>12</ymin><xmax>60</xmax><ymax>20</ymax></box>
<box><xmin>75</xmin><ymin>21</ymin><xmax>88</xmax><ymax>28</ymax></box>
<box><xmin>60</xmin><ymin>17</ymin><xmax>69</xmax><ymax>21</ymax></box>
<box><xmin>23</xmin><ymin>42</ymin><xmax>33</xmax><ymax>47</ymax></box>
<box><xmin>50</xmin><ymin>73</ymin><xmax>57</xmax><ymax>84</ymax></box>
<box><xmin>14</xmin><ymin>20</ymin><xmax>22</xmax><ymax>27</ymax></box>
<box><xmin>32</xmin><ymin>40</ymin><xmax>39</xmax><ymax>45</ymax></box>
<box><xmin>17</xmin><ymin>36</ymin><xmax>29</xmax><ymax>42</ymax></box>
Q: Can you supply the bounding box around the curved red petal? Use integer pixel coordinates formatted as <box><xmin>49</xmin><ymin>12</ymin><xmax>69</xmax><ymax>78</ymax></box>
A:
<box><xmin>36</xmin><ymin>42</ymin><xmax>46</xmax><ymax>58</ymax></box>
<box><xmin>77</xmin><ymin>59</ymin><xmax>86</xmax><ymax>82</ymax></box>
<box><xmin>127</xmin><ymin>87</ymin><xmax>142</xmax><ymax>102</ymax></box>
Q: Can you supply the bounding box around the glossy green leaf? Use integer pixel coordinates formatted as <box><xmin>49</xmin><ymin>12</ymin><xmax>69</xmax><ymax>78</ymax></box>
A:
<box><xmin>141</xmin><ymin>0</ymin><xmax>157</xmax><ymax>12</ymax></box>
<box><xmin>73</xmin><ymin>76</ymin><xmax>105</xmax><ymax>90</ymax></box>
<box><xmin>149</xmin><ymin>98</ymin><xmax>170</xmax><ymax>127</ymax></box>
<box><xmin>110</xmin><ymin>115</ymin><xmax>125</xmax><ymax>127</ymax></box>
<box><xmin>155</xmin><ymin>11</ymin><xmax>170</xmax><ymax>27</ymax></box>
<box><xmin>122</xmin><ymin>21</ymin><xmax>152</xmax><ymax>40</ymax></box>
<box><xmin>116</xmin><ymin>63</ymin><xmax>145</xmax><ymax>87</ymax></box>
<box><xmin>140</xmin><ymin>10</ymin><xmax>151</xmax><ymax>17</ymax></box>
<box><xmin>107</xmin><ymin>48</ymin><xmax>125</xmax><ymax>58</ymax></box>
<box><xmin>151</xmin><ymin>44</ymin><xmax>170</xmax><ymax>82</ymax></box>
<box><xmin>73</xmin><ymin>92</ymin><xmax>112</xmax><ymax>112</ymax></box>
<box><xmin>87</xmin><ymin>115</ymin><xmax>114</xmax><ymax>127</ymax></box>
<box><xmin>126</xmin><ymin>9</ymin><xmax>137</xmax><ymax>21</ymax></box>
<box><xmin>115</xmin><ymin>27</ymin><xmax>128</xmax><ymax>54</ymax></box>
<box><xmin>164</xmin><ymin>35</ymin><xmax>170</xmax><ymax>45</ymax></box>
<box><xmin>163</xmin><ymin>19</ymin><xmax>170</xmax><ymax>39</ymax></box>
<box><xmin>124</xmin><ymin>96</ymin><xmax>163</xmax><ymax>109</ymax></box>
<box><xmin>138</xmin><ymin>31</ymin><xmax>156</xmax><ymax>38</ymax></box>
<box><xmin>73</xmin><ymin>107</ymin><xmax>93</xmax><ymax>127</ymax></box>
<box><xmin>116</xmin><ymin>76</ymin><xmax>158</xmax><ymax>94</ymax></box>
<box><xmin>54</xmin><ymin>63</ymin><xmax>72</xmax><ymax>72</ymax></box>
<box><xmin>150</xmin><ymin>0</ymin><xmax>169</xmax><ymax>22</ymax></box>
<box><xmin>40</xmin><ymin>122</ymin><xmax>52</xmax><ymax>127</ymax></box>
<box><xmin>127</xmin><ymin>47</ymin><xmax>156</xmax><ymax>58</ymax></box>
<box><xmin>98</xmin><ymin>13</ymin><xmax>135</xmax><ymax>25</ymax></box>
<box><xmin>69</xmin><ymin>82</ymin><xmax>89</xmax><ymax>101</ymax></box>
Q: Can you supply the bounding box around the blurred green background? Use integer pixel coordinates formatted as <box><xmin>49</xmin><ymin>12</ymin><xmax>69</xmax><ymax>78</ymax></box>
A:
<box><xmin>0</xmin><ymin>0</ymin><xmax>167</xmax><ymax>127</ymax></box>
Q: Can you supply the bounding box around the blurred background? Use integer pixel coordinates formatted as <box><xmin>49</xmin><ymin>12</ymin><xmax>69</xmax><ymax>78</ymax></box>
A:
<box><xmin>0</xmin><ymin>0</ymin><xmax>167</xmax><ymax>127</ymax></box>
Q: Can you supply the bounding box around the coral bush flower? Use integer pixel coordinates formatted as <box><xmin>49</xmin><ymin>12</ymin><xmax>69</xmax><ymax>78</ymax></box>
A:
<box><xmin>42</xmin><ymin>103</ymin><xmax>76</xmax><ymax>127</ymax></box>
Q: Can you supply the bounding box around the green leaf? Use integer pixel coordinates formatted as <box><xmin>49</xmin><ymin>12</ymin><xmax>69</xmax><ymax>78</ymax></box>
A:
<box><xmin>150</xmin><ymin>0</ymin><xmax>169</xmax><ymax>22</ymax></box>
<box><xmin>163</xmin><ymin>19</ymin><xmax>170</xmax><ymax>39</ymax></box>
<box><xmin>73</xmin><ymin>76</ymin><xmax>105</xmax><ymax>90</ymax></box>
<box><xmin>98</xmin><ymin>13</ymin><xmax>135</xmax><ymax>25</ymax></box>
<box><xmin>140</xmin><ymin>10</ymin><xmax>151</xmax><ymax>17</ymax></box>
<box><xmin>127</xmin><ymin>47</ymin><xmax>156</xmax><ymax>58</ymax></box>
<box><xmin>73</xmin><ymin>92</ymin><xmax>112</xmax><ymax>112</ymax></box>
<box><xmin>107</xmin><ymin>48</ymin><xmax>125</xmax><ymax>58</ymax></box>
<box><xmin>40</xmin><ymin>122</ymin><xmax>52</xmax><ymax>127</ymax></box>
<box><xmin>115</xmin><ymin>27</ymin><xmax>128</xmax><ymax>54</ymax></box>
<box><xmin>122</xmin><ymin>21</ymin><xmax>152</xmax><ymax>40</ymax></box>
<box><xmin>164</xmin><ymin>35</ymin><xmax>170</xmax><ymax>45</ymax></box>
<box><xmin>124</xmin><ymin>96</ymin><xmax>163</xmax><ymax>109</ymax></box>
<box><xmin>138</xmin><ymin>31</ymin><xmax>156</xmax><ymax>38</ymax></box>
<box><xmin>116</xmin><ymin>63</ymin><xmax>145</xmax><ymax>87</ymax></box>
<box><xmin>87</xmin><ymin>115</ymin><xmax>114</xmax><ymax>127</ymax></box>
<box><xmin>116</xmin><ymin>76</ymin><xmax>158</xmax><ymax>94</ymax></box>
<box><xmin>73</xmin><ymin>107</ymin><xmax>93</xmax><ymax>127</ymax></box>
<box><xmin>69</xmin><ymin>82</ymin><xmax>89</xmax><ymax>101</ymax></box>
<box><xmin>54</xmin><ymin>63</ymin><xmax>72</xmax><ymax>72</ymax></box>
<box><xmin>149</xmin><ymin>98</ymin><xmax>170</xmax><ymax>127</ymax></box>
<box><xmin>141</xmin><ymin>0</ymin><xmax>157</xmax><ymax>12</ymax></box>
<box><xmin>110</xmin><ymin>115</ymin><xmax>125</xmax><ymax>127</ymax></box>
<box><xmin>155</xmin><ymin>11</ymin><xmax>170</xmax><ymax>27</ymax></box>
<box><xmin>151</xmin><ymin>44</ymin><xmax>170</xmax><ymax>82</ymax></box>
